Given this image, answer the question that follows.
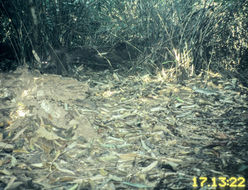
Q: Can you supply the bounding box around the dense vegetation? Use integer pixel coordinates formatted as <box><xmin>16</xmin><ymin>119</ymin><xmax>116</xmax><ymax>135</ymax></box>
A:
<box><xmin>0</xmin><ymin>0</ymin><xmax>247</xmax><ymax>84</ymax></box>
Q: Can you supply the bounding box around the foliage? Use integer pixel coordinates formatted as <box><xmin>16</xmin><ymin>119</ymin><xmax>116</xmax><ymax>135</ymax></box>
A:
<box><xmin>209</xmin><ymin>0</ymin><xmax>248</xmax><ymax>74</ymax></box>
<box><xmin>0</xmin><ymin>0</ymin><xmax>247</xmax><ymax>80</ymax></box>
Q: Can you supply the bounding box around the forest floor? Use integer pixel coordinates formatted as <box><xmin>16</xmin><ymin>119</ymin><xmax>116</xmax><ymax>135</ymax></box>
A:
<box><xmin>0</xmin><ymin>66</ymin><xmax>248</xmax><ymax>190</ymax></box>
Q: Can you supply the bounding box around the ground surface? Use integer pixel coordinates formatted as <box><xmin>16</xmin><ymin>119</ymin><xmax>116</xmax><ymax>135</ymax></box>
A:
<box><xmin>0</xmin><ymin>66</ymin><xmax>248</xmax><ymax>190</ymax></box>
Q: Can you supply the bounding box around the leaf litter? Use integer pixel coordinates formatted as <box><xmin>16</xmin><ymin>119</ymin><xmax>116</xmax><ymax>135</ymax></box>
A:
<box><xmin>0</xmin><ymin>66</ymin><xmax>247</xmax><ymax>189</ymax></box>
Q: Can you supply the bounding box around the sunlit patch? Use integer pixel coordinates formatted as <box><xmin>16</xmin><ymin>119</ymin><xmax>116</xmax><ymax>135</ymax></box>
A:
<box><xmin>103</xmin><ymin>90</ymin><xmax>116</xmax><ymax>97</ymax></box>
<box><xmin>17</xmin><ymin>109</ymin><xmax>28</xmax><ymax>117</ymax></box>
<box><xmin>22</xmin><ymin>90</ymin><xmax>30</xmax><ymax>97</ymax></box>
<box><xmin>141</xmin><ymin>74</ymin><xmax>151</xmax><ymax>83</ymax></box>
